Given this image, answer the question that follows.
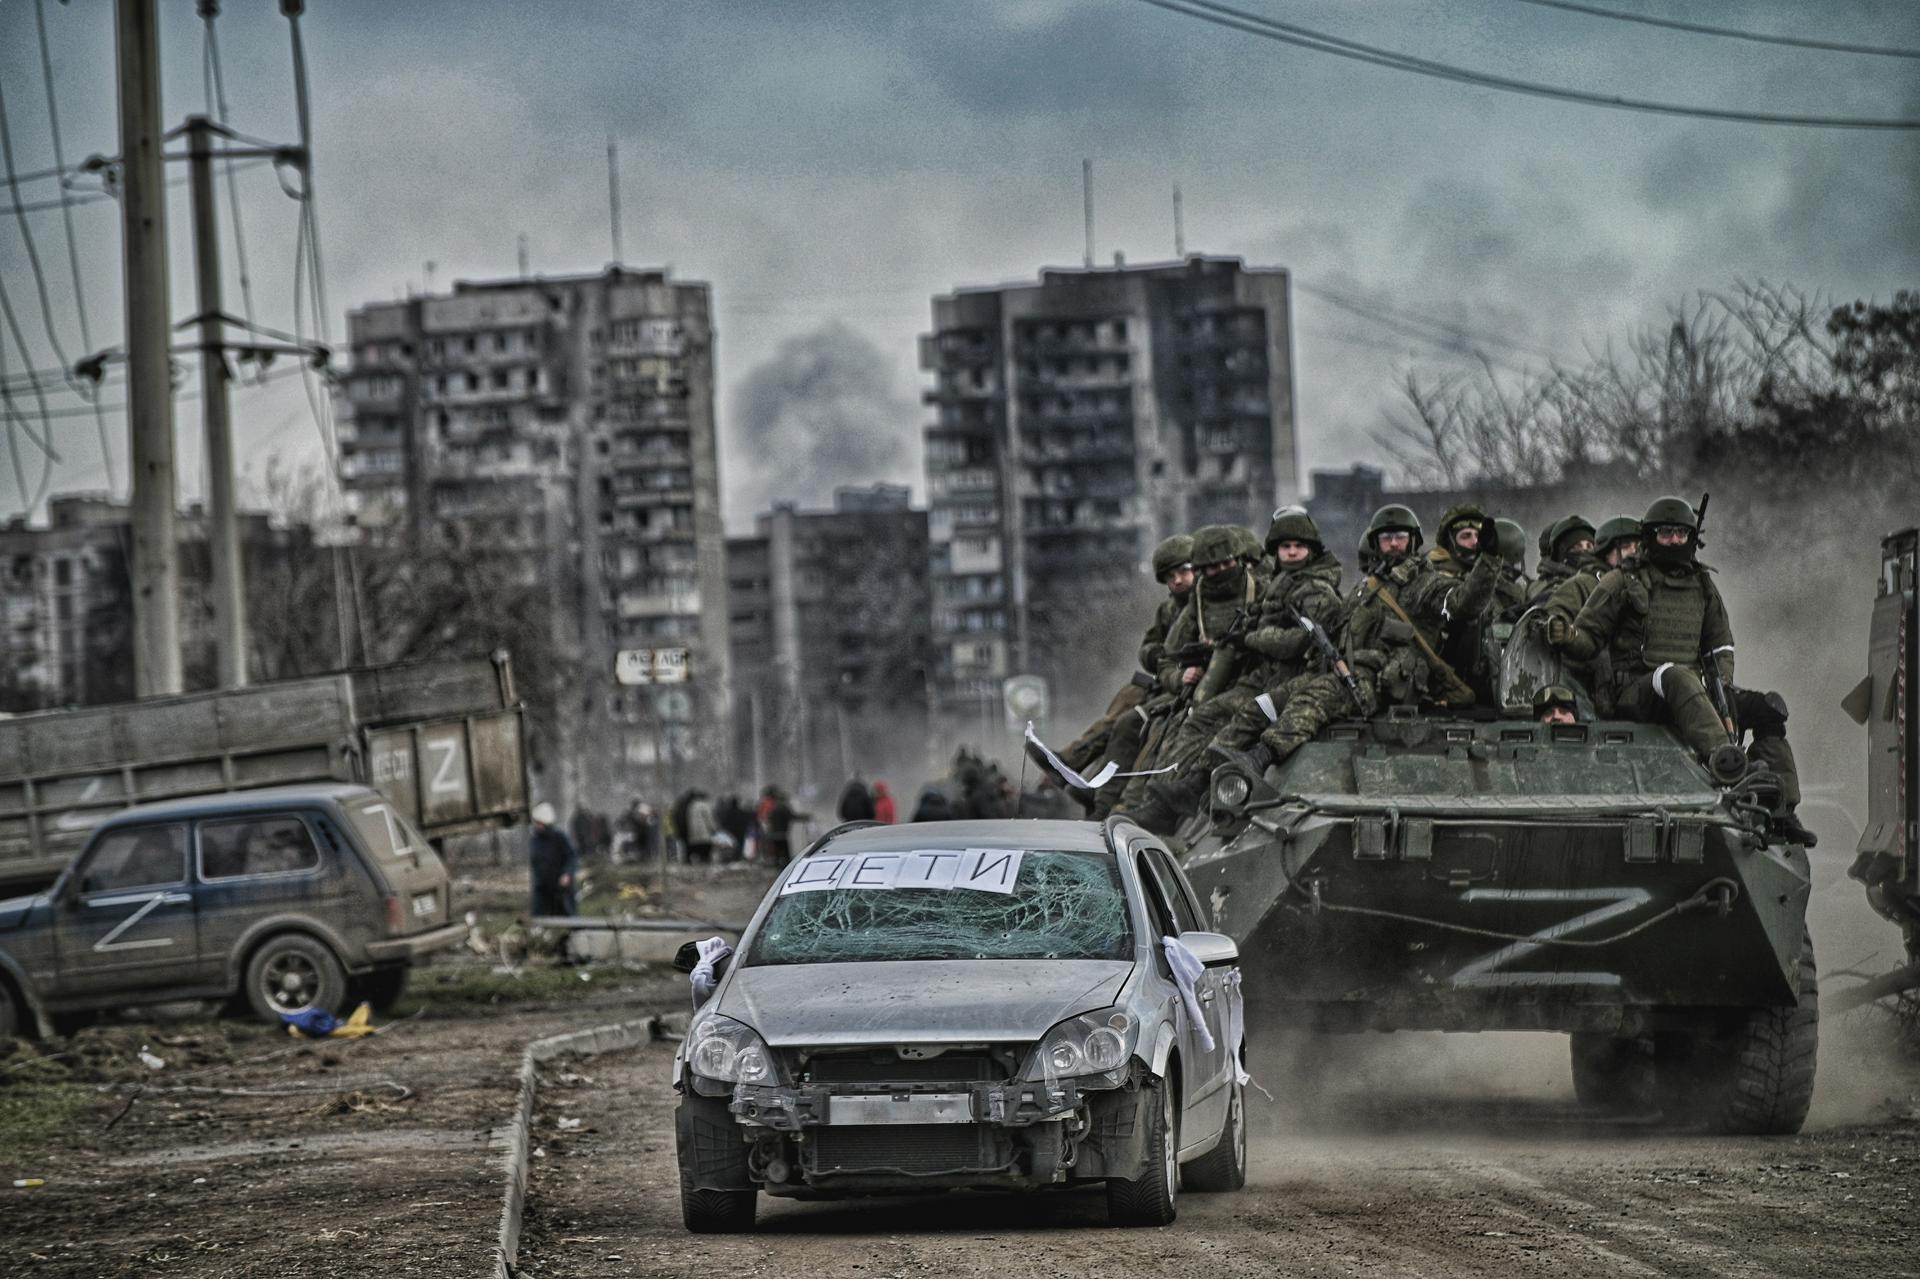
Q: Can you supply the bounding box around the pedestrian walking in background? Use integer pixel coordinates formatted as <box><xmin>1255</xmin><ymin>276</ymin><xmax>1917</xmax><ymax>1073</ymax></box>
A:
<box><xmin>871</xmin><ymin>781</ymin><xmax>896</xmax><ymax>824</ymax></box>
<box><xmin>762</xmin><ymin>785</ymin><xmax>807</xmax><ymax>867</ymax></box>
<box><xmin>684</xmin><ymin>790</ymin><xmax>717</xmax><ymax>865</ymax></box>
<box><xmin>838</xmin><ymin>776</ymin><xmax>876</xmax><ymax>822</ymax></box>
<box><xmin>528</xmin><ymin>800</ymin><xmax>580</xmax><ymax>920</ymax></box>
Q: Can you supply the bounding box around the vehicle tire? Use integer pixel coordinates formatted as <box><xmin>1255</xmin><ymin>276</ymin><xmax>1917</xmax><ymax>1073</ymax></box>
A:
<box><xmin>676</xmin><ymin>1096</ymin><xmax>757</xmax><ymax>1233</ymax></box>
<box><xmin>1569</xmin><ymin>1032</ymin><xmax>1656</xmax><ymax>1113</ymax></box>
<box><xmin>1657</xmin><ymin>931</ymin><xmax>1819</xmax><ymax>1136</ymax></box>
<box><xmin>0</xmin><ymin>981</ymin><xmax>19</xmax><ymax>1039</ymax></box>
<box><xmin>244</xmin><ymin>933</ymin><xmax>348</xmax><ymax>1024</ymax></box>
<box><xmin>352</xmin><ymin>967</ymin><xmax>410</xmax><ymax>1014</ymax></box>
<box><xmin>1182</xmin><ymin>1073</ymin><xmax>1247</xmax><ymax>1192</ymax></box>
<box><xmin>1106</xmin><ymin>1075</ymin><xmax>1179</xmax><ymax>1226</ymax></box>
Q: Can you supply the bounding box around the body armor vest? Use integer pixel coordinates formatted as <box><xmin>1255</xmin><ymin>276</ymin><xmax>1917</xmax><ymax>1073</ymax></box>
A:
<box><xmin>1637</xmin><ymin>567</ymin><xmax>1707</xmax><ymax>667</ymax></box>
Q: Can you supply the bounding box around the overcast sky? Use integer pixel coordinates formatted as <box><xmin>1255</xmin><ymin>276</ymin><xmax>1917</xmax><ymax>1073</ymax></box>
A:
<box><xmin>0</xmin><ymin>0</ymin><xmax>1914</xmax><ymax>530</ymax></box>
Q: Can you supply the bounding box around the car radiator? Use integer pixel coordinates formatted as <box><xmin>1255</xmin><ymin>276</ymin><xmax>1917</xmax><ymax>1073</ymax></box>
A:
<box><xmin>807</xmin><ymin>1124</ymin><xmax>1009</xmax><ymax>1176</ymax></box>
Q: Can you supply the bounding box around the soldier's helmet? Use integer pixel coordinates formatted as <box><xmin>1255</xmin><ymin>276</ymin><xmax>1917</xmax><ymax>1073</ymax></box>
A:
<box><xmin>1365</xmin><ymin>504</ymin><xmax>1424</xmax><ymax>553</ymax></box>
<box><xmin>1547</xmin><ymin>514</ymin><xmax>1597</xmax><ymax>561</ymax></box>
<box><xmin>1532</xmin><ymin>684</ymin><xmax>1579</xmax><ymax>719</ymax></box>
<box><xmin>1641</xmin><ymin>496</ymin><xmax>1698</xmax><ymax>533</ymax></box>
<box><xmin>1227</xmin><ymin>524</ymin><xmax>1264</xmax><ymax>564</ymax></box>
<box><xmin>1437</xmin><ymin>502</ymin><xmax>1488</xmax><ymax>548</ymax></box>
<box><xmin>1189</xmin><ymin>523</ymin><xmax>1242</xmax><ymax>569</ymax></box>
<box><xmin>1151</xmin><ymin>533</ymin><xmax>1195</xmax><ymax>582</ymax></box>
<box><xmin>1495</xmin><ymin>518</ymin><xmax>1527</xmax><ymax>568</ymax></box>
<box><xmin>1264</xmin><ymin>505</ymin><xmax>1325</xmax><ymax>553</ymax></box>
<box><xmin>1594</xmin><ymin>514</ymin><xmax>1641</xmax><ymax>557</ymax></box>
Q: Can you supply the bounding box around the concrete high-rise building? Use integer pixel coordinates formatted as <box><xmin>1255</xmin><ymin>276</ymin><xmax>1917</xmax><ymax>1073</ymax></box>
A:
<box><xmin>919</xmin><ymin>255</ymin><xmax>1297</xmax><ymax>716</ymax></box>
<box><xmin>334</xmin><ymin>266</ymin><xmax>728</xmax><ymax>808</ymax></box>
<box><xmin>725</xmin><ymin>484</ymin><xmax>932</xmax><ymax>797</ymax></box>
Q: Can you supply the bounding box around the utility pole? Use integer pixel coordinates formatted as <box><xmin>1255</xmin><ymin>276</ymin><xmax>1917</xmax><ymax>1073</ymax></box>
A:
<box><xmin>1082</xmin><ymin>158</ymin><xmax>1094</xmax><ymax>269</ymax></box>
<box><xmin>117</xmin><ymin>0</ymin><xmax>182</xmax><ymax>697</ymax></box>
<box><xmin>185</xmin><ymin>116</ymin><xmax>246</xmax><ymax>688</ymax></box>
<box><xmin>1173</xmin><ymin>184</ymin><xmax>1185</xmax><ymax>258</ymax></box>
<box><xmin>607</xmin><ymin>138</ymin><xmax>623</xmax><ymax>265</ymax></box>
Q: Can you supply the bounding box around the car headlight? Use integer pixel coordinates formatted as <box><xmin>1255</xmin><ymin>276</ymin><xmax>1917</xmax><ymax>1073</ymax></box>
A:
<box><xmin>1212</xmin><ymin>770</ymin><xmax>1252</xmax><ymax>811</ymax></box>
<box><xmin>1025</xmin><ymin>1009</ymin><xmax>1138</xmax><ymax>1081</ymax></box>
<box><xmin>686</xmin><ymin>1014</ymin><xmax>778</xmax><ymax>1084</ymax></box>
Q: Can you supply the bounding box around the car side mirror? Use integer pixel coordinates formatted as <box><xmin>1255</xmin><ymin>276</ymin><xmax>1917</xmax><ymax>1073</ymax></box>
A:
<box><xmin>1177</xmin><ymin>929</ymin><xmax>1238</xmax><ymax>967</ymax></box>
<box><xmin>672</xmin><ymin>940</ymin><xmax>700</xmax><ymax>973</ymax></box>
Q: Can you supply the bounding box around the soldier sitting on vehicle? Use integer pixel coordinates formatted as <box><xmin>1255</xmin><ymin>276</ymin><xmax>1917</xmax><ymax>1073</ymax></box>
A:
<box><xmin>1494</xmin><ymin>517</ymin><xmax>1530</xmax><ymax>617</ymax></box>
<box><xmin>1537</xmin><ymin>514</ymin><xmax>1641</xmax><ymax>695</ymax></box>
<box><xmin>1052</xmin><ymin>533</ymin><xmax>1196</xmax><ymax>787</ymax></box>
<box><xmin>1111</xmin><ymin>524</ymin><xmax>1262</xmax><ymax>818</ymax></box>
<box><xmin>1534</xmin><ymin>684</ymin><xmax>1580</xmax><ymax>725</ymax></box>
<box><xmin>1426</xmin><ymin>502</ymin><xmax>1507</xmax><ymax>702</ymax></box>
<box><xmin>1123</xmin><ymin>508</ymin><xmax>1346</xmax><ymax>832</ymax></box>
<box><xmin>1526</xmin><ymin>515</ymin><xmax>1600</xmax><ymax>608</ymax></box>
<box><xmin>1549</xmin><ymin>496</ymin><xmax>1816</xmax><ymax>847</ymax></box>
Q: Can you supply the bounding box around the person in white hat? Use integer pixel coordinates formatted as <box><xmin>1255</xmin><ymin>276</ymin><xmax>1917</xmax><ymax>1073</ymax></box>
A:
<box><xmin>528</xmin><ymin>801</ymin><xmax>580</xmax><ymax>925</ymax></box>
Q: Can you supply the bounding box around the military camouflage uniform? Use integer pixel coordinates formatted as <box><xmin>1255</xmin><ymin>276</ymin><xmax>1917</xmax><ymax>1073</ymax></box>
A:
<box><xmin>1525</xmin><ymin>515</ymin><xmax>1598</xmax><ymax>609</ymax></box>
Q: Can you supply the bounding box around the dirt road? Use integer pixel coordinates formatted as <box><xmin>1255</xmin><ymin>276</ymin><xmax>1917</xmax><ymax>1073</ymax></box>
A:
<box><xmin>520</xmin><ymin>1029</ymin><xmax>1920</xmax><ymax>1279</ymax></box>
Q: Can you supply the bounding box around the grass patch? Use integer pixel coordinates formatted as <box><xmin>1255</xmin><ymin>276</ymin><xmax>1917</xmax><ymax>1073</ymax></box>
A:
<box><xmin>402</xmin><ymin>963</ymin><xmax>614</xmax><ymax>1009</ymax></box>
<box><xmin>0</xmin><ymin>1080</ymin><xmax>99</xmax><ymax>1159</ymax></box>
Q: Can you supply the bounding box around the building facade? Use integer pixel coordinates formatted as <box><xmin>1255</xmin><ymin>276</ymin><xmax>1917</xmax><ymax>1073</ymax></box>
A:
<box><xmin>726</xmin><ymin>485</ymin><xmax>932</xmax><ymax>798</ymax></box>
<box><xmin>334</xmin><ymin>266</ymin><xmax>729</xmax><ymax>810</ymax></box>
<box><xmin>0</xmin><ymin>496</ymin><xmax>323</xmax><ymax>712</ymax></box>
<box><xmin>920</xmin><ymin>256</ymin><xmax>1298</xmax><ymax>719</ymax></box>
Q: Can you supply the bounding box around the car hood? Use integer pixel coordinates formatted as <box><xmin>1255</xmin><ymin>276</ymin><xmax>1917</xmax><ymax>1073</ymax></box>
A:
<box><xmin>0</xmin><ymin>893</ymin><xmax>49</xmax><ymax>931</ymax></box>
<box><xmin>721</xmin><ymin>959</ymin><xmax>1134</xmax><ymax>1046</ymax></box>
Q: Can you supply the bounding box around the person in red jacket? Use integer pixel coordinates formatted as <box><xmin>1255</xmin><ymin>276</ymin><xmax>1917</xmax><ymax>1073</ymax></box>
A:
<box><xmin>871</xmin><ymin>781</ymin><xmax>896</xmax><ymax>824</ymax></box>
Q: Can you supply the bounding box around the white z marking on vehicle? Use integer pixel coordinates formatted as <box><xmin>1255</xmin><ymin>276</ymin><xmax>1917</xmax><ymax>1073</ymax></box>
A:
<box><xmin>427</xmin><ymin>738</ymin><xmax>464</xmax><ymax>795</ymax></box>
<box><xmin>1449</xmin><ymin>886</ymin><xmax>1651</xmax><ymax>989</ymax></box>
<box><xmin>88</xmin><ymin>891</ymin><xmax>189</xmax><ymax>952</ymax></box>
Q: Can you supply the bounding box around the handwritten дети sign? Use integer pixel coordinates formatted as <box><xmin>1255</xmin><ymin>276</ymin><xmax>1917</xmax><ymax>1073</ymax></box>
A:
<box><xmin>779</xmin><ymin>848</ymin><xmax>1025</xmax><ymax>896</ymax></box>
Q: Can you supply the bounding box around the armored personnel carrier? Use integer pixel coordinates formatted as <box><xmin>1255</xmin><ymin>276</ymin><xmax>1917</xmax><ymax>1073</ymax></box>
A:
<box><xmin>1176</xmin><ymin>621</ymin><xmax>1818</xmax><ymax>1135</ymax></box>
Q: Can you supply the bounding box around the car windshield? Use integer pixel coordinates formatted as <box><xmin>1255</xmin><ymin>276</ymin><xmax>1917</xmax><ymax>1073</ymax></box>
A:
<box><xmin>747</xmin><ymin>848</ymin><xmax>1132</xmax><ymax>965</ymax></box>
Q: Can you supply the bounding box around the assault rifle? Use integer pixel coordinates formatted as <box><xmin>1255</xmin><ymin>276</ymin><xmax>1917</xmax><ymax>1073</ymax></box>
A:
<box><xmin>1694</xmin><ymin>492</ymin><xmax>1738</xmax><ymax>736</ymax></box>
<box><xmin>1287</xmin><ymin>604</ymin><xmax>1361</xmax><ymax>703</ymax></box>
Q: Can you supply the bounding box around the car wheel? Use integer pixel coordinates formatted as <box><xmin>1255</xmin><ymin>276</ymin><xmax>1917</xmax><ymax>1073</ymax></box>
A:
<box><xmin>676</xmin><ymin>1096</ymin><xmax>757</xmax><ymax>1233</ymax></box>
<box><xmin>0</xmin><ymin>981</ymin><xmax>19</xmax><ymax>1039</ymax></box>
<box><xmin>244</xmin><ymin>934</ymin><xmax>347</xmax><ymax>1023</ymax></box>
<box><xmin>1183</xmin><ymin>1073</ymin><xmax>1247</xmax><ymax>1192</ymax></box>
<box><xmin>1106</xmin><ymin>1074</ymin><xmax>1179</xmax><ymax>1227</ymax></box>
<box><xmin>352</xmin><ymin>967</ymin><xmax>410</xmax><ymax>1014</ymax></box>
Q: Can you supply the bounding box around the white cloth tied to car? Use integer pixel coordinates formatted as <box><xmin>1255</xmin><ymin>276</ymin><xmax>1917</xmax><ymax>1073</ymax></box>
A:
<box><xmin>1025</xmin><ymin>722</ymin><xmax>1172</xmax><ymax>791</ymax></box>
<box><xmin>1160</xmin><ymin>935</ymin><xmax>1215</xmax><ymax>1053</ymax></box>
<box><xmin>689</xmin><ymin>936</ymin><xmax>733</xmax><ymax>1009</ymax></box>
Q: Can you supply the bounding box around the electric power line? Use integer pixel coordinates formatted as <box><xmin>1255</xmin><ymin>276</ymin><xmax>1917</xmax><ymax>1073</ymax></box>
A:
<box><xmin>1135</xmin><ymin>0</ymin><xmax>1920</xmax><ymax>129</ymax></box>
<box><xmin>0</xmin><ymin>71</ymin><xmax>78</xmax><ymax>388</ymax></box>
<box><xmin>203</xmin><ymin>1</ymin><xmax>263</xmax><ymax>389</ymax></box>
<box><xmin>1511</xmin><ymin>0</ymin><xmax>1920</xmax><ymax>61</ymax></box>
<box><xmin>1297</xmin><ymin>281</ymin><xmax>1563</xmax><ymax>365</ymax></box>
<box><xmin>35</xmin><ymin>0</ymin><xmax>117</xmax><ymax>495</ymax></box>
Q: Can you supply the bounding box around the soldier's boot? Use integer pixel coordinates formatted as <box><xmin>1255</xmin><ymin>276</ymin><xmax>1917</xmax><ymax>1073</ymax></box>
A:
<box><xmin>1257</xmin><ymin>726</ymin><xmax>1314</xmax><ymax>766</ymax></box>
<box><xmin>1209</xmin><ymin>741</ymin><xmax>1274</xmax><ymax>779</ymax></box>
<box><xmin>1125</xmin><ymin>786</ymin><xmax>1186</xmax><ymax>836</ymax></box>
<box><xmin>1771</xmin><ymin>806</ymin><xmax>1819</xmax><ymax>849</ymax></box>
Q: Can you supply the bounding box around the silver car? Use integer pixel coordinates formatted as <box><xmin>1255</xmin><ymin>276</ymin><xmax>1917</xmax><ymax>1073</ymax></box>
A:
<box><xmin>672</xmin><ymin>816</ymin><xmax>1246</xmax><ymax>1231</ymax></box>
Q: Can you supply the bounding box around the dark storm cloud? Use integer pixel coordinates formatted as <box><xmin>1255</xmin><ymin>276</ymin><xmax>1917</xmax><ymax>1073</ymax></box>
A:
<box><xmin>728</xmin><ymin>321</ymin><xmax>917</xmax><ymax>524</ymax></box>
<box><xmin>0</xmin><ymin>0</ymin><xmax>1915</xmax><ymax>519</ymax></box>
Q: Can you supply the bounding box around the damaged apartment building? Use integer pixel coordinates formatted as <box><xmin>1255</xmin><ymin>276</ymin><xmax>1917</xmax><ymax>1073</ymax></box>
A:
<box><xmin>920</xmin><ymin>255</ymin><xmax>1298</xmax><ymax>725</ymax></box>
<box><xmin>334</xmin><ymin>266</ymin><xmax>729</xmax><ymax>809</ymax></box>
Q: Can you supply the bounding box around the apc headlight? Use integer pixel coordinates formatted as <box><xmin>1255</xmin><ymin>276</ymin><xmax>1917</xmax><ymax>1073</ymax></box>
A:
<box><xmin>1212</xmin><ymin>770</ymin><xmax>1253</xmax><ymax>811</ymax></box>
<box><xmin>687</xmin><ymin>1014</ymin><xmax>777</xmax><ymax>1085</ymax></box>
<box><xmin>1026</xmin><ymin>1009</ymin><xmax>1137</xmax><ymax>1080</ymax></box>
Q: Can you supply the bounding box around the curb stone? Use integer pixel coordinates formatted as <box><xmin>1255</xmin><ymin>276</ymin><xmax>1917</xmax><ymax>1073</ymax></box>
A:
<box><xmin>494</xmin><ymin>1014</ymin><xmax>671</xmax><ymax>1278</ymax></box>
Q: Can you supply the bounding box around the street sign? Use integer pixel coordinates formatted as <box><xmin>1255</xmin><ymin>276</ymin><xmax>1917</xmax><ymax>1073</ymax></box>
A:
<box><xmin>615</xmin><ymin>647</ymin><xmax>692</xmax><ymax>686</ymax></box>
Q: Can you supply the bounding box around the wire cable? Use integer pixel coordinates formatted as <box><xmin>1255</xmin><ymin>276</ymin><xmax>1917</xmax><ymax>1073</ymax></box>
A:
<box><xmin>1135</xmin><ymin>0</ymin><xmax>1920</xmax><ymax>129</ymax></box>
<box><xmin>0</xmin><ymin>70</ymin><xmax>78</xmax><ymax>386</ymax></box>
<box><xmin>202</xmin><ymin>0</ymin><xmax>263</xmax><ymax>388</ymax></box>
<box><xmin>35</xmin><ymin>0</ymin><xmax>117</xmax><ymax>494</ymax></box>
<box><xmin>1510</xmin><ymin>0</ymin><xmax>1920</xmax><ymax>61</ymax></box>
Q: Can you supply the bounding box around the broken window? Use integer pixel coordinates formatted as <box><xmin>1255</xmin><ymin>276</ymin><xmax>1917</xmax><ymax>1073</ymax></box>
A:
<box><xmin>747</xmin><ymin>849</ymin><xmax>1131</xmax><ymax>965</ymax></box>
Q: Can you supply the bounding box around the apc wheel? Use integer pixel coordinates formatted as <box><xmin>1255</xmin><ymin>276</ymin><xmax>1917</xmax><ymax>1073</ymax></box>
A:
<box><xmin>1569</xmin><ymin>1033</ymin><xmax>1656</xmax><ymax>1114</ymax></box>
<box><xmin>1106</xmin><ymin>1075</ymin><xmax>1179</xmax><ymax>1226</ymax></box>
<box><xmin>244</xmin><ymin>934</ymin><xmax>347</xmax><ymax>1023</ymax></box>
<box><xmin>1701</xmin><ymin>933</ymin><xmax>1819</xmax><ymax>1135</ymax></box>
<box><xmin>1182</xmin><ymin>1074</ymin><xmax>1247</xmax><ymax>1192</ymax></box>
<box><xmin>352</xmin><ymin>967</ymin><xmax>410</xmax><ymax>1014</ymax></box>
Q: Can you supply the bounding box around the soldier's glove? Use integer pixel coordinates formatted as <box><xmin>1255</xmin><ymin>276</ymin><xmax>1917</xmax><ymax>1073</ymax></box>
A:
<box><xmin>1479</xmin><ymin>518</ymin><xmax>1500</xmax><ymax>558</ymax></box>
<box><xmin>1546</xmin><ymin>616</ymin><xmax>1569</xmax><ymax>648</ymax></box>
